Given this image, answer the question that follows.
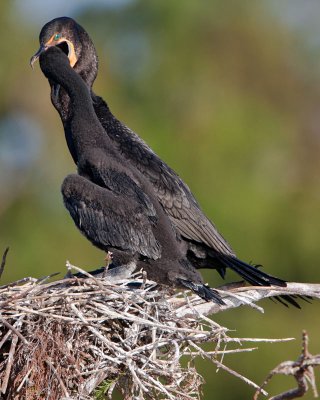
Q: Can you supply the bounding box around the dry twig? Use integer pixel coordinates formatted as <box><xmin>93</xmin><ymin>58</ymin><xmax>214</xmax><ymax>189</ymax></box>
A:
<box><xmin>0</xmin><ymin>262</ymin><xmax>319</xmax><ymax>399</ymax></box>
<box><xmin>0</xmin><ymin>247</ymin><xmax>9</xmax><ymax>279</ymax></box>
<box><xmin>254</xmin><ymin>330</ymin><xmax>320</xmax><ymax>400</ymax></box>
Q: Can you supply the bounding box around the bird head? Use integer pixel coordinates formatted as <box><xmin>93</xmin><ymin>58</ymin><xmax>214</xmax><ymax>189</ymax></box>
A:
<box><xmin>30</xmin><ymin>17</ymin><xmax>98</xmax><ymax>88</ymax></box>
<box><xmin>30</xmin><ymin>17</ymin><xmax>79</xmax><ymax>69</ymax></box>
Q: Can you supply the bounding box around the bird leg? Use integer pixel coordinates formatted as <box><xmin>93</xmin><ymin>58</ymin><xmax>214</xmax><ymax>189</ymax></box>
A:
<box><xmin>102</xmin><ymin>251</ymin><xmax>113</xmax><ymax>277</ymax></box>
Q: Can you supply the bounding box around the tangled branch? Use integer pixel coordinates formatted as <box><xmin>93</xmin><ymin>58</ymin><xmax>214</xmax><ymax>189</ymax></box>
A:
<box><xmin>254</xmin><ymin>330</ymin><xmax>319</xmax><ymax>400</ymax></box>
<box><xmin>0</xmin><ymin>258</ymin><xmax>319</xmax><ymax>399</ymax></box>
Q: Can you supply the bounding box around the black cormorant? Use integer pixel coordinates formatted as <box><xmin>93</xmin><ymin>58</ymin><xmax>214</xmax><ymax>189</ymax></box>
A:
<box><xmin>31</xmin><ymin>17</ymin><xmax>301</xmax><ymax>306</ymax></box>
<box><xmin>38</xmin><ymin>46</ymin><xmax>224</xmax><ymax>304</ymax></box>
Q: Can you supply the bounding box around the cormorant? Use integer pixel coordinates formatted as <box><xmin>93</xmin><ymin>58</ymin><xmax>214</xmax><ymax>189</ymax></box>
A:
<box><xmin>32</xmin><ymin>18</ymin><xmax>301</xmax><ymax>306</ymax></box>
<box><xmin>39</xmin><ymin>46</ymin><xmax>224</xmax><ymax>304</ymax></box>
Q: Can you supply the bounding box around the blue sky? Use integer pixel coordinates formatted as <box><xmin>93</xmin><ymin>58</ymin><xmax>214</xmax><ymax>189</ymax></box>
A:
<box><xmin>13</xmin><ymin>0</ymin><xmax>133</xmax><ymax>24</ymax></box>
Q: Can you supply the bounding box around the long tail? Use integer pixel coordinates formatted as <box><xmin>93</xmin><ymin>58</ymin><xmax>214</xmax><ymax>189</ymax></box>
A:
<box><xmin>218</xmin><ymin>255</ymin><xmax>306</xmax><ymax>308</ymax></box>
<box><xmin>177</xmin><ymin>278</ymin><xmax>225</xmax><ymax>305</ymax></box>
<box><xmin>219</xmin><ymin>255</ymin><xmax>286</xmax><ymax>287</ymax></box>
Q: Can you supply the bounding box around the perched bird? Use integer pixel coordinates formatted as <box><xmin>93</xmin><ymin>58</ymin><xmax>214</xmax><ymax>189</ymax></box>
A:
<box><xmin>38</xmin><ymin>46</ymin><xmax>224</xmax><ymax>304</ymax></box>
<box><xmin>32</xmin><ymin>17</ymin><xmax>301</xmax><ymax>306</ymax></box>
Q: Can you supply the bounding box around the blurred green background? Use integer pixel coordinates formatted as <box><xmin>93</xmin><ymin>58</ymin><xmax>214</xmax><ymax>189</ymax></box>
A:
<box><xmin>0</xmin><ymin>1</ymin><xmax>320</xmax><ymax>398</ymax></box>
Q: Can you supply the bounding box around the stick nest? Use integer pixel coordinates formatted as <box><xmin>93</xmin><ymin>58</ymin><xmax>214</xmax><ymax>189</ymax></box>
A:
<box><xmin>1</xmin><ymin>262</ymin><xmax>317</xmax><ymax>400</ymax></box>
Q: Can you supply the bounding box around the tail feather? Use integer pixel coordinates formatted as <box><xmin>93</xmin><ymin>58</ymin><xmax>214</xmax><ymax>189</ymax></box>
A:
<box><xmin>219</xmin><ymin>255</ymin><xmax>286</xmax><ymax>287</ymax></box>
<box><xmin>219</xmin><ymin>255</ymin><xmax>308</xmax><ymax>309</ymax></box>
<box><xmin>271</xmin><ymin>295</ymin><xmax>300</xmax><ymax>309</ymax></box>
<box><xmin>177</xmin><ymin>278</ymin><xmax>225</xmax><ymax>305</ymax></box>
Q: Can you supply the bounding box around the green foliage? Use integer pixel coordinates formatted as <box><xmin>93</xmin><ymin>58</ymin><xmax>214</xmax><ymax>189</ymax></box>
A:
<box><xmin>94</xmin><ymin>379</ymin><xmax>116</xmax><ymax>400</ymax></box>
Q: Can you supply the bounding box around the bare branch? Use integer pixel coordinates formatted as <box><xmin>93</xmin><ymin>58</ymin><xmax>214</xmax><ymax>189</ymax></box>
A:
<box><xmin>254</xmin><ymin>330</ymin><xmax>320</xmax><ymax>400</ymax></box>
<box><xmin>0</xmin><ymin>247</ymin><xmax>9</xmax><ymax>279</ymax></box>
<box><xmin>175</xmin><ymin>282</ymin><xmax>320</xmax><ymax>317</ymax></box>
<box><xmin>0</xmin><ymin>263</ymin><xmax>319</xmax><ymax>399</ymax></box>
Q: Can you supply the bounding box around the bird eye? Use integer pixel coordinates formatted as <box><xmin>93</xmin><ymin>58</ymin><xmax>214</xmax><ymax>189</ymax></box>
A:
<box><xmin>54</xmin><ymin>33</ymin><xmax>61</xmax><ymax>41</ymax></box>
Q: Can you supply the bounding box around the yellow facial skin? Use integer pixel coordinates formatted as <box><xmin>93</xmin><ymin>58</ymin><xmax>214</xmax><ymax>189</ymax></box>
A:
<box><xmin>45</xmin><ymin>33</ymin><xmax>78</xmax><ymax>67</ymax></box>
<box><xmin>30</xmin><ymin>33</ymin><xmax>78</xmax><ymax>68</ymax></box>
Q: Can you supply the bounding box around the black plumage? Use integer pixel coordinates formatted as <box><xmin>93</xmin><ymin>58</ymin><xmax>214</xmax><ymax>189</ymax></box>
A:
<box><xmin>31</xmin><ymin>17</ymin><xmax>302</xmax><ymax>306</ymax></box>
<box><xmin>39</xmin><ymin>46</ymin><xmax>224</xmax><ymax>304</ymax></box>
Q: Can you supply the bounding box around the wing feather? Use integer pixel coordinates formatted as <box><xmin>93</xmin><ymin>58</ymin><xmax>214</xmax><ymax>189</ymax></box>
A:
<box><xmin>62</xmin><ymin>174</ymin><xmax>161</xmax><ymax>259</ymax></box>
<box><xmin>94</xmin><ymin>97</ymin><xmax>234</xmax><ymax>256</ymax></box>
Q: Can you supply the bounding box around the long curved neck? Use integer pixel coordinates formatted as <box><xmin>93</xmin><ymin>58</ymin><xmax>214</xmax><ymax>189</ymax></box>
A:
<box><xmin>44</xmin><ymin>55</ymin><xmax>98</xmax><ymax>128</ymax></box>
<box><xmin>50</xmin><ymin>66</ymin><xmax>96</xmax><ymax>120</ymax></box>
<box><xmin>53</xmin><ymin>64</ymin><xmax>91</xmax><ymax>110</ymax></box>
<box><xmin>42</xmin><ymin>52</ymin><xmax>115</xmax><ymax>159</ymax></box>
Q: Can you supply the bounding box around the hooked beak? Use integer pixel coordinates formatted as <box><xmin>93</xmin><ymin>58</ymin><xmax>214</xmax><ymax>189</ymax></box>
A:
<box><xmin>30</xmin><ymin>44</ymin><xmax>47</xmax><ymax>69</ymax></box>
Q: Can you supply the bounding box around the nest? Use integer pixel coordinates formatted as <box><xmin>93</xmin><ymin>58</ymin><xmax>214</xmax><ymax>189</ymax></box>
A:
<box><xmin>0</xmin><ymin>258</ymin><xmax>319</xmax><ymax>399</ymax></box>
